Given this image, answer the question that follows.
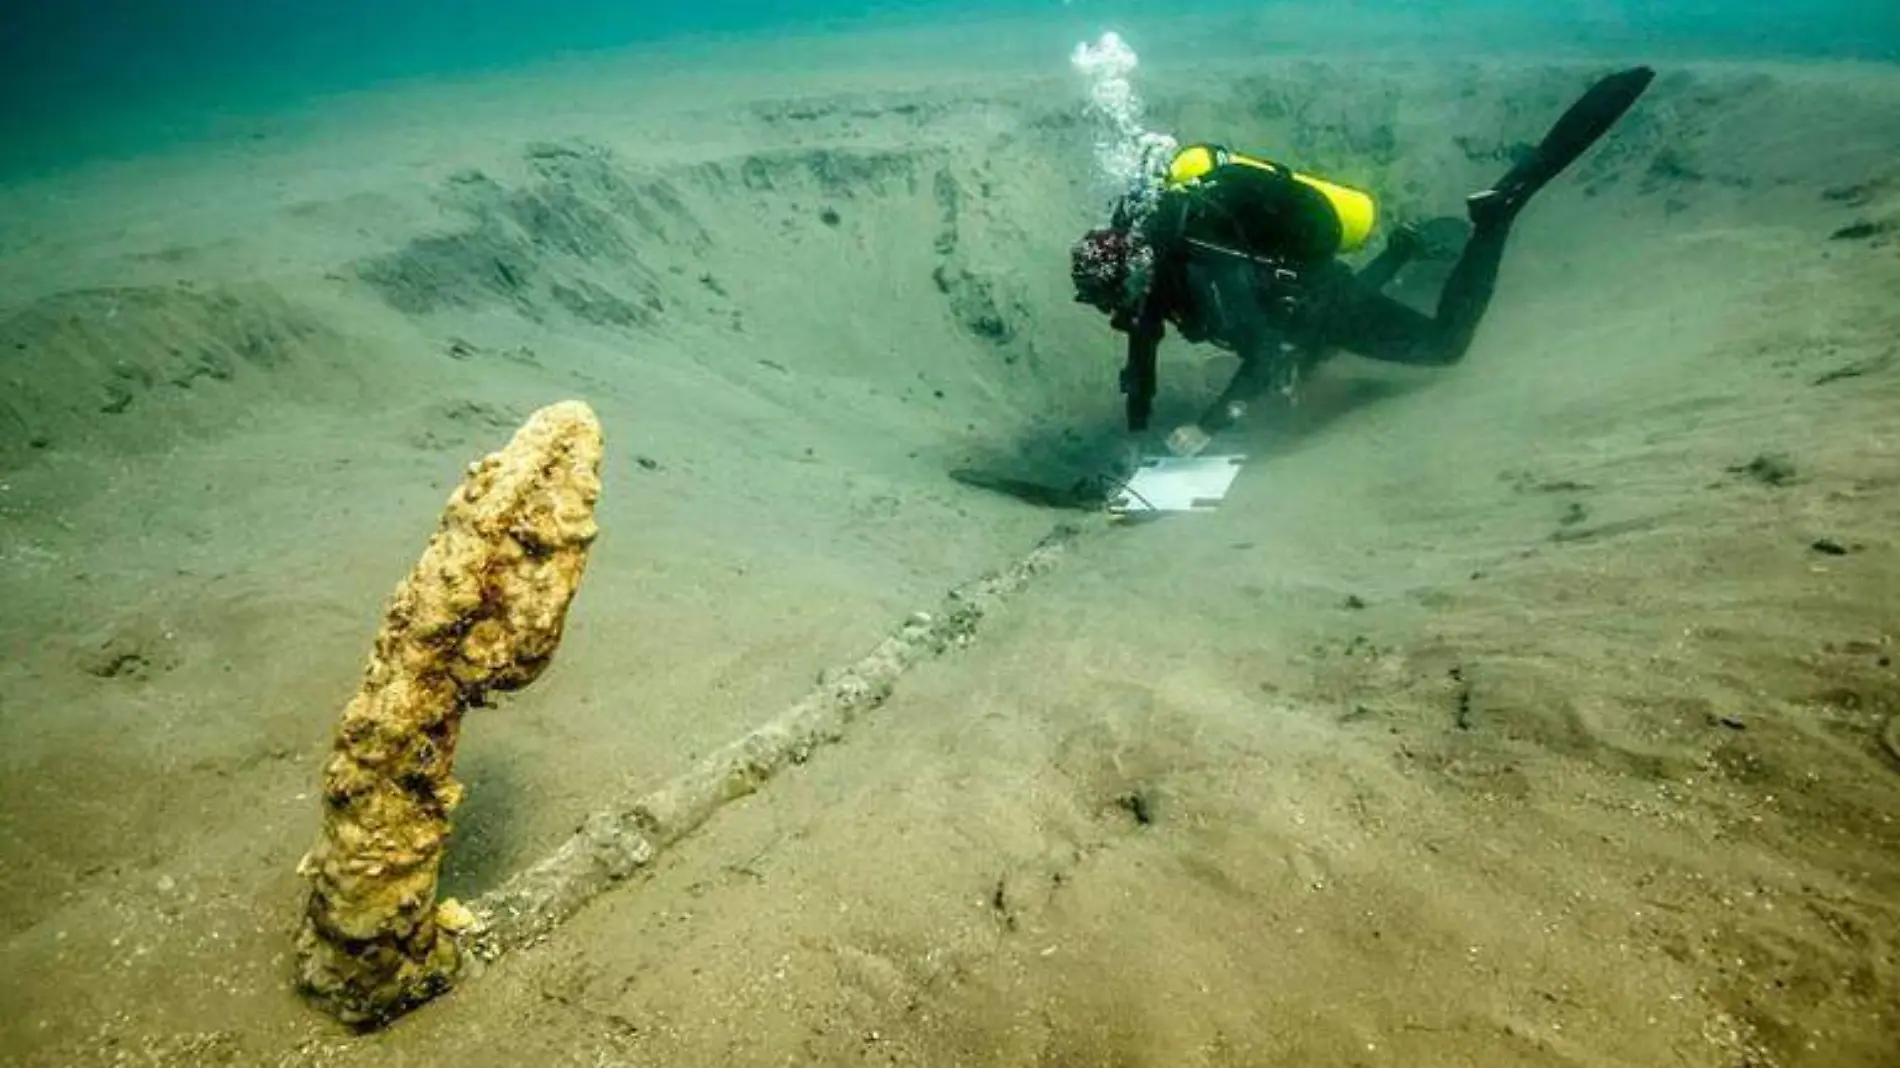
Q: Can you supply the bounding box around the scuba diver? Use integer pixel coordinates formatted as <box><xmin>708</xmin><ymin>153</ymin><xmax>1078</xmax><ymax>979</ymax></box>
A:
<box><xmin>1070</xmin><ymin>66</ymin><xmax>1658</xmax><ymax>459</ymax></box>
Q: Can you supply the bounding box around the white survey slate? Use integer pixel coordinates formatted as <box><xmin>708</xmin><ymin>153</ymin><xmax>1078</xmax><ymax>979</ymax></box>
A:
<box><xmin>1108</xmin><ymin>454</ymin><xmax>1246</xmax><ymax>514</ymax></box>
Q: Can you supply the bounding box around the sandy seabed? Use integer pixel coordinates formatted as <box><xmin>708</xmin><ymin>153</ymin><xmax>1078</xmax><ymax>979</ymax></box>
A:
<box><xmin>2</xmin><ymin>17</ymin><xmax>1898</xmax><ymax>1068</ymax></box>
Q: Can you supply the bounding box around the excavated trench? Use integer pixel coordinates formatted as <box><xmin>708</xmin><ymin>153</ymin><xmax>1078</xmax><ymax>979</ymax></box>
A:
<box><xmin>11</xmin><ymin>61</ymin><xmax>1879</xmax><ymax>491</ymax></box>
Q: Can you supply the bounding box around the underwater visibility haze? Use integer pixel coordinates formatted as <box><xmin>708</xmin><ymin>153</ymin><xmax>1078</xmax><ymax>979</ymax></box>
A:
<box><xmin>1</xmin><ymin>1</ymin><xmax>1899</xmax><ymax>1065</ymax></box>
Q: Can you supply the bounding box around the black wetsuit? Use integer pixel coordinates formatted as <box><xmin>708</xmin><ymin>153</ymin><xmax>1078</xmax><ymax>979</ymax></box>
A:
<box><xmin>1101</xmin><ymin>64</ymin><xmax>1659</xmax><ymax>446</ymax></box>
<box><xmin>1115</xmin><ymin>160</ymin><xmax>1511</xmax><ymax>435</ymax></box>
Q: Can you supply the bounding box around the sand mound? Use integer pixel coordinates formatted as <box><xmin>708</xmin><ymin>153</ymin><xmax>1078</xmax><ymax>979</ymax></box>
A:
<box><xmin>0</xmin><ymin>283</ymin><xmax>353</xmax><ymax>467</ymax></box>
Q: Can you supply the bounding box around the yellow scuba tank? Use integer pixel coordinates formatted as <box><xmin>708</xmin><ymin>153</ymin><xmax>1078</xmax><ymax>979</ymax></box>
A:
<box><xmin>1164</xmin><ymin>143</ymin><xmax>1378</xmax><ymax>255</ymax></box>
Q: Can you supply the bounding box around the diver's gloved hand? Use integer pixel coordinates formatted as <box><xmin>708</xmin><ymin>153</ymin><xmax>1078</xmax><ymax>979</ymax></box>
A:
<box><xmin>1166</xmin><ymin>424</ymin><xmax>1213</xmax><ymax>458</ymax></box>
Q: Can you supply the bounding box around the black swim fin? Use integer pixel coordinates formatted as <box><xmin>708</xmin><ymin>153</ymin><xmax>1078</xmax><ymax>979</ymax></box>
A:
<box><xmin>1471</xmin><ymin>65</ymin><xmax>1657</xmax><ymax>225</ymax></box>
